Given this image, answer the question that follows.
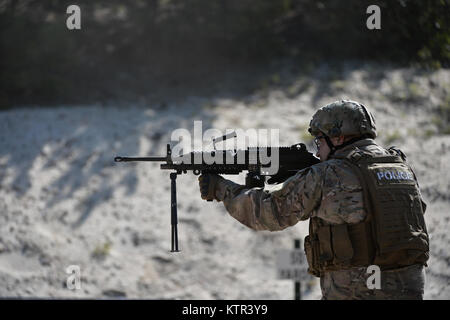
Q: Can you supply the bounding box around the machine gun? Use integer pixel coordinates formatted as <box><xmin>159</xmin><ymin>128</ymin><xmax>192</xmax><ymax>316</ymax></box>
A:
<box><xmin>114</xmin><ymin>132</ymin><xmax>319</xmax><ymax>252</ymax></box>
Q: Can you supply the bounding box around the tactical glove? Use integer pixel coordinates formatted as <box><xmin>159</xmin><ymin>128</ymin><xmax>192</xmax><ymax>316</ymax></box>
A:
<box><xmin>198</xmin><ymin>174</ymin><xmax>221</xmax><ymax>201</ymax></box>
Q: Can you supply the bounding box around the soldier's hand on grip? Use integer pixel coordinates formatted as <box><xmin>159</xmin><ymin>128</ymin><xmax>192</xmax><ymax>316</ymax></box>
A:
<box><xmin>198</xmin><ymin>174</ymin><xmax>220</xmax><ymax>201</ymax></box>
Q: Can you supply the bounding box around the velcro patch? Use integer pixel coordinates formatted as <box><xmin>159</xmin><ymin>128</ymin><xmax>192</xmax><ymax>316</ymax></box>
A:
<box><xmin>371</xmin><ymin>165</ymin><xmax>415</xmax><ymax>185</ymax></box>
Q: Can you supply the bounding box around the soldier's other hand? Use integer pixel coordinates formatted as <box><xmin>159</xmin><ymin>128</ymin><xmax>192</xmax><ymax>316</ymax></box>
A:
<box><xmin>198</xmin><ymin>174</ymin><xmax>221</xmax><ymax>201</ymax></box>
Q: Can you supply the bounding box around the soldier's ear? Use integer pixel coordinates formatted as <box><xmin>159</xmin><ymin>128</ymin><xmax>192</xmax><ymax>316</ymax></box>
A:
<box><xmin>331</xmin><ymin>135</ymin><xmax>345</xmax><ymax>146</ymax></box>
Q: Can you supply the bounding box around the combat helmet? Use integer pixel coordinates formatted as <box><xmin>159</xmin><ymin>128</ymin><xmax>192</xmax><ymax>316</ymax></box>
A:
<box><xmin>308</xmin><ymin>100</ymin><xmax>377</xmax><ymax>139</ymax></box>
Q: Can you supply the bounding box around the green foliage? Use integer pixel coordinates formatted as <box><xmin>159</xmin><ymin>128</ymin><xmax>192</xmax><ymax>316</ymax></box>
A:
<box><xmin>433</xmin><ymin>95</ymin><xmax>450</xmax><ymax>134</ymax></box>
<box><xmin>382</xmin><ymin>130</ymin><xmax>403</xmax><ymax>145</ymax></box>
<box><xmin>297</xmin><ymin>124</ymin><xmax>314</xmax><ymax>143</ymax></box>
<box><xmin>0</xmin><ymin>0</ymin><xmax>448</xmax><ymax>107</ymax></box>
<box><xmin>91</xmin><ymin>242</ymin><xmax>112</xmax><ymax>260</ymax></box>
<box><xmin>423</xmin><ymin>129</ymin><xmax>436</xmax><ymax>139</ymax></box>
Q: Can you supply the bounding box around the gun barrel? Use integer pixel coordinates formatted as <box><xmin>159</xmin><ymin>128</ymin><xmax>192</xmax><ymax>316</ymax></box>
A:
<box><xmin>114</xmin><ymin>156</ymin><xmax>167</xmax><ymax>162</ymax></box>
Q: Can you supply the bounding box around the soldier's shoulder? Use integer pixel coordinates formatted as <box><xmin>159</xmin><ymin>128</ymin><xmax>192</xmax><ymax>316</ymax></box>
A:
<box><xmin>317</xmin><ymin>158</ymin><xmax>347</xmax><ymax>169</ymax></box>
<box><xmin>386</xmin><ymin>146</ymin><xmax>408</xmax><ymax>160</ymax></box>
<box><xmin>308</xmin><ymin>160</ymin><xmax>332</xmax><ymax>173</ymax></box>
<box><xmin>307</xmin><ymin>158</ymin><xmax>349</xmax><ymax>179</ymax></box>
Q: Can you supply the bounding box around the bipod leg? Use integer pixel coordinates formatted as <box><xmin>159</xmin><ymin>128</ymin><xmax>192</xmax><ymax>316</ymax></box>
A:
<box><xmin>170</xmin><ymin>172</ymin><xmax>180</xmax><ymax>252</ymax></box>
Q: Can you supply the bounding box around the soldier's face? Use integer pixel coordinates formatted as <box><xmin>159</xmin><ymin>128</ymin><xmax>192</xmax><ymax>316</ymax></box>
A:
<box><xmin>315</xmin><ymin>137</ymin><xmax>330</xmax><ymax>161</ymax></box>
<box><xmin>315</xmin><ymin>136</ymin><xmax>344</xmax><ymax>161</ymax></box>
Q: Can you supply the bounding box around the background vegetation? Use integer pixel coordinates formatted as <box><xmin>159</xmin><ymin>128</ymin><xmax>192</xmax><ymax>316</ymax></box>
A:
<box><xmin>0</xmin><ymin>0</ymin><xmax>449</xmax><ymax>108</ymax></box>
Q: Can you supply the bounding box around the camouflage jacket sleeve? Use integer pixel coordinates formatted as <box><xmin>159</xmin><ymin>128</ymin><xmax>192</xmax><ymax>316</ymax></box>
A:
<box><xmin>214</xmin><ymin>166</ymin><xmax>323</xmax><ymax>231</ymax></box>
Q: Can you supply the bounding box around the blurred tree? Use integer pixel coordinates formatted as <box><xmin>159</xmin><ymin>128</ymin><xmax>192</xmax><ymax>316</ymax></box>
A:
<box><xmin>0</xmin><ymin>0</ymin><xmax>448</xmax><ymax>108</ymax></box>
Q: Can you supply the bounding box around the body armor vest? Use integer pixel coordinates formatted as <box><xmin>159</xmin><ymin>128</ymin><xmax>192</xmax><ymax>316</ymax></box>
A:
<box><xmin>304</xmin><ymin>148</ymin><xmax>429</xmax><ymax>277</ymax></box>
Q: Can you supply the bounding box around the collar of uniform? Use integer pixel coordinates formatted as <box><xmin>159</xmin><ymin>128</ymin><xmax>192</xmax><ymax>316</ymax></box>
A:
<box><xmin>333</xmin><ymin>138</ymin><xmax>376</xmax><ymax>157</ymax></box>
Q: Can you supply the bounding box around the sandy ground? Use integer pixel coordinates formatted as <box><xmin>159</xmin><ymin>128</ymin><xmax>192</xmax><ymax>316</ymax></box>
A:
<box><xmin>0</xmin><ymin>63</ymin><xmax>449</xmax><ymax>299</ymax></box>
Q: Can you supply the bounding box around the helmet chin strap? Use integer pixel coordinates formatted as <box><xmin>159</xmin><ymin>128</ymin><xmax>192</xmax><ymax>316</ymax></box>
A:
<box><xmin>325</xmin><ymin>134</ymin><xmax>371</xmax><ymax>157</ymax></box>
<box><xmin>323</xmin><ymin>135</ymin><xmax>337</xmax><ymax>157</ymax></box>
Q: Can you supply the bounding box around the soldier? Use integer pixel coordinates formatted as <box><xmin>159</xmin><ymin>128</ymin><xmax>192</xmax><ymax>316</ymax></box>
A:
<box><xmin>198</xmin><ymin>100</ymin><xmax>429</xmax><ymax>300</ymax></box>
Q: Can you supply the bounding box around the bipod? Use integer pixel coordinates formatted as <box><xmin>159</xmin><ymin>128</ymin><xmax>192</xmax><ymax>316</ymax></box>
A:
<box><xmin>169</xmin><ymin>172</ymin><xmax>180</xmax><ymax>252</ymax></box>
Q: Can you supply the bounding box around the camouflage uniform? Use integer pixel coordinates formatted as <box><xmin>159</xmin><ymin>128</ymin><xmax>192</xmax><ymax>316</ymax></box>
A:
<box><xmin>214</xmin><ymin>138</ymin><xmax>426</xmax><ymax>300</ymax></box>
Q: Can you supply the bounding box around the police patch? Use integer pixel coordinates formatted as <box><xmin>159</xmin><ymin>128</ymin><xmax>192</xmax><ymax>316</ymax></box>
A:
<box><xmin>371</xmin><ymin>165</ymin><xmax>416</xmax><ymax>186</ymax></box>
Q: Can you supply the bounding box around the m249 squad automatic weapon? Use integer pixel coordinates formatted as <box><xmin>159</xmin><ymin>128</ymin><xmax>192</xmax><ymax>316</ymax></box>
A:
<box><xmin>114</xmin><ymin>132</ymin><xmax>319</xmax><ymax>252</ymax></box>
